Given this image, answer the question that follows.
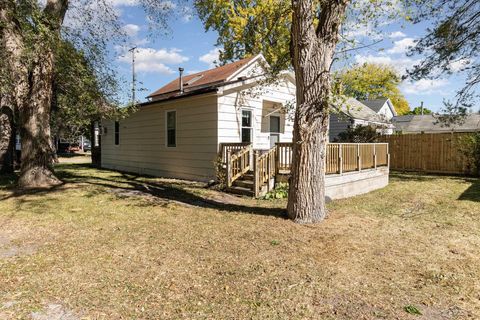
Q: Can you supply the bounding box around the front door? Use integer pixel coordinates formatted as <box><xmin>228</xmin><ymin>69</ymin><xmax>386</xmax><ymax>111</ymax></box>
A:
<box><xmin>269</xmin><ymin>115</ymin><xmax>280</xmax><ymax>148</ymax></box>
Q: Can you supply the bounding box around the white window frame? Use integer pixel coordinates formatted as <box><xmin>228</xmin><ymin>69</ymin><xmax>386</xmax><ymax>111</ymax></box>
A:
<box><xmin>241</xmin><ymin>108</ymin><xmax>253</xmax><ymax>144</ymax></box>
<box><xmin>165</xmin><ymin>110</ymin><xmax>177</xmax><ymax>148</ymax></box>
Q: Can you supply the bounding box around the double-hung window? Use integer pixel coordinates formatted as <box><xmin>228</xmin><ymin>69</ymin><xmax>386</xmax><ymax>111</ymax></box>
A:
<box><xmin>166</xmin><ymin>111</ymin><xmax>176</xmax><ymax>147</ymax></box>
<box><xmin>241</xmin><ymin>110</ymin><xmax>252</xmax><ymax>143</ymax></box>
<box><xmin>114</xmin><ymin>121</ymin><xmax>120</xmax><ymax>145</ymax></box>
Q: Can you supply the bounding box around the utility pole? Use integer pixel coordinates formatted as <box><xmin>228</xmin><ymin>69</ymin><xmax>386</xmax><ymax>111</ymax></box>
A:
<box><xmin>128</xmin><ymin>46</ymin><xmax>137</xmax><ymax>107</ymax></box>
<box><xmin>420</xmin><ymin>101</ymin><xmax>424</xmax><ymax>115</ymax></box>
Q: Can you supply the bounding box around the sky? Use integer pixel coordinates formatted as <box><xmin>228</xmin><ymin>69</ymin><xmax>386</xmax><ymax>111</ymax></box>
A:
<box><xmin>107</xmin><ymin>1</ymin><xmax>475</xmax><ymax>113</ymax></box>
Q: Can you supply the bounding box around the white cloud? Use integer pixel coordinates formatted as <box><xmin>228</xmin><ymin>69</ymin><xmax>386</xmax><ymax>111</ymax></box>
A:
<box><xmin>108</xmin><ymin>0</ymin><xmax>138</xmax><ymax>6</ymax></box>
<box><xmin>122</xmin><ymin>24</ymin><xmax>140</xmax><ymax>37</ymax></box>
<box><xmin>118</xmin><ymin>48</ymin><xmax>189</xmax><ymax>74</ymax></box>
<box><xmin>401</xmin><ymin>79</ymin><xmax>450</xmax><ymax>95</ymax></box>
<box><xmin>387</xmin><ymin>37</ymin><xmax>416</xmax><ymax>55</ymax></box>
<box><xmin>354</xmin><ymin>54</ymin><xmax>420</xmax><ymax>75</ymax></box>
<box><xmin>199</xmin><ymin>49</ymin><xmax>221</xmax><ymax>68</ymax></box>
<box><xmin>448</xmin><ymin>59</ymin><xmax>471</xmax><ymax>72</ymax></box>
<box><xmin>389</xmin><ymin>31</ymin><xmax>406</xmax><ymax>39</ymax></box>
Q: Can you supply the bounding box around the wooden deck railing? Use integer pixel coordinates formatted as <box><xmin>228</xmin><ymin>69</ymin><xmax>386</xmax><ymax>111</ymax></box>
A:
<box><xmin>275</xmin><ymin>142</ymin><xmax>389</xmax><ymax>174</ymax></box>
<box><xmin>253</xmin><ymin>147</ymin><xmax>277</xmax><ymax>197</ymax></box>
<box><xmin>226</xmin><ymin>145</ymin><xmax>252</xmax><ymax>187</ymax></box>
<box><xmin>220</xmin><ymin>142</ymin><xmax>251</xmax><ymax>164</ymax></box>
<box><xmin>276</xmin><ymin>143</ymin><xmax>293</xmax><ymax>172</ymax></box>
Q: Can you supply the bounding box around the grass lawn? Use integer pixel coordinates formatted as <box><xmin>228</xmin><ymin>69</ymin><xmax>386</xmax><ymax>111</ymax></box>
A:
<box><xmin>0</xmin><ymin>164</ymin><xmax>479</xmax><ymax>319</ymax></box>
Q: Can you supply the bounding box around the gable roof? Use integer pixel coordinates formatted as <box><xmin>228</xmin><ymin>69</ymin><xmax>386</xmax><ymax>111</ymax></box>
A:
<box><xmin>359</xmin><ymin>98</ymin><xmax>390</xmax><ymax>113</ymax></box>
<box><xmin>147</xmin><ymin>55</ymin><xmax>260</xmax><ymax>101</ymax></box>
<box><xmin>337</xmin><ymin>98</ymin><xmax>390</xmax><ymax>123</ymax></box>
<box><xmin>392</xmin><ymin>114</ymin><xmax>480</xmax><ymax>133</ymax></box>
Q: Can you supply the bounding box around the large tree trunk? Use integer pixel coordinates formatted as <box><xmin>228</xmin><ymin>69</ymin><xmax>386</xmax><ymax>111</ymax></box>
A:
<box><xmin>0</xmin><ymin>105</ymin><xmax>15</xmax><ymax>174</ymax></box>
<box><xmin>287</xmin><ymin>0</ymin><xmax>349</xmax><ymax>223</ymax></box>
<box><xmin>1</xmin><ymin>0</ymin><xmax>68</xmax><ymax>188</ymax></box>
<box><xmin>17</xmin><ymin>46</ymin><xmax>62</xmax><ymax>188</ymax></box>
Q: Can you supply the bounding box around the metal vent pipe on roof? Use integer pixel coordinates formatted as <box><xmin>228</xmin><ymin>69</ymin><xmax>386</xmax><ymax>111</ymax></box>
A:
<box><xmin>179</xmin><ymin>67</ymin><xmax>184</xmax><ymax>94</ymax></box>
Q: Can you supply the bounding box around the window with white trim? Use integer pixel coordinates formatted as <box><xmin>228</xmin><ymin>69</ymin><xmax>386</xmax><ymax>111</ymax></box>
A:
<box><xmin>241</xmin><ymin>110</ymin><xmax>252</xmax><ymax>143</ymax></box>
<box><xmin>166</xmin><ymin>111</ymin><xmax>176</xmax><ymax>147</ymax></box>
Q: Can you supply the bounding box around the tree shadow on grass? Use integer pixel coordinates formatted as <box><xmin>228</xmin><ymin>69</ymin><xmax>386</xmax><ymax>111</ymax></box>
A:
<box><xmin>458</xmin><ymin>179</ymin><xmax>480</xmax><ymax>202</ymax></box>
<box><xmin>0</xmin><ymin>164</ymin><xmax>288</xmax><ymax>219</ymax></box>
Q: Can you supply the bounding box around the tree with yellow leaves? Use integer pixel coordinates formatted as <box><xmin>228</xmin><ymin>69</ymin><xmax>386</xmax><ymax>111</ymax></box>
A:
<box><xmin>338</xmin><ymin>63</ymin><xmax>411</xmax><ymax>115</ymax></box>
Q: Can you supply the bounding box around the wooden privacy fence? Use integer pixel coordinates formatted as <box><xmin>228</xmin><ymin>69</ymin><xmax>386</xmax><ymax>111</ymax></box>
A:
<box><xmin>276</xmin><ymin>142</ymin><xmax>389</xmax><ymax>174</ymax></box>
<box><xmin>379</xmin><ymin>133</ymin><xmax>471</xmax><ymax>174</ymax></box>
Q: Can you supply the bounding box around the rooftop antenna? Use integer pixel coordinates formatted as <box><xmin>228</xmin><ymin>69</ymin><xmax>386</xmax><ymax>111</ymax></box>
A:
<box><xmin>128</xmin><ymin>46</ymin><xmax>137</xmax><ymax>107</ymax></box>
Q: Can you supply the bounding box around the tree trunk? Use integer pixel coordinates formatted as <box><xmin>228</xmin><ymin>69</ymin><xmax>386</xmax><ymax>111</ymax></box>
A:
<box><xmin>1</xmin><ymin>0</ymin><xmax>68</xmax><ymax>188</ymax></box>
<box><xmin>287</xmin><ymin>0</ymin><xmax>349</xmax><ymax>223</ymax></box>
<box><xmin>17</xmin><ymin>47</ymin><xmax>62</xmax><ymax>188</ymax></box>
<box><xmin>0</xmin><ymin>105</ymin><xmax>15</xmax><ymax>174</ymax></box>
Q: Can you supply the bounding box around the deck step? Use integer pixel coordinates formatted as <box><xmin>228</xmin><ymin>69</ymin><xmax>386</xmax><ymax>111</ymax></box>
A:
<box><xmin>227</xmin><ymin>186</ymin><xmax>254</xmax><ymax>197</ymax></box>
<box><xmin>233</xmin><ymin>179</ymin><xmax>254</xmax><ymax>189</ymax></box>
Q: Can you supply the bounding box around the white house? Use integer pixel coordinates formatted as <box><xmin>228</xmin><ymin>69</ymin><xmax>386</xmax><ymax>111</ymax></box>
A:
<box><xmin>101</xmin><ymin>54</ymin><xmax>295</xmax><ymax>182</ymax></box>
<box><xmin>329</xmin><ymin>98</ymin><xmax>395</xmax><ymax>141</ymax></box>
<box><xmin>359</xmin><ymin>98</ymin><xmax>397</xmax><ymax>121</ymax></box>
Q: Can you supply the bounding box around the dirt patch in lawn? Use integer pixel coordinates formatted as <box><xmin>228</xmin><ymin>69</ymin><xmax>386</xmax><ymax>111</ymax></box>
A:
<box><xmin>31</xmin><ymin>303</ymin><xmax>79</xmax><ymax>320</ymax></box>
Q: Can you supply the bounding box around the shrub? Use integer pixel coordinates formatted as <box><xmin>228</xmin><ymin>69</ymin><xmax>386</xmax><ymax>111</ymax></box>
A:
<box><xmin>264</xmin><ymin>182</ymin><xmax>289</xmax><ymax>200</ymax></box>
<box><xmin>335</xmin><ymin>125</ymin><xmax>381</xmax><ymax>143</ymax></box>
<box><xmin>458</xmin><ymin>132</ymin><xmax>480</xmax><ymax>176</ymax></box>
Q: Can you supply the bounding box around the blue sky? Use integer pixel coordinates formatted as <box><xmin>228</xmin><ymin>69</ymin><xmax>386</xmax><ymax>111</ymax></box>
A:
<box><xmin>109</xmin><ymin>1</ymin><xmax>474</xmax><ymax>113</ymax></box>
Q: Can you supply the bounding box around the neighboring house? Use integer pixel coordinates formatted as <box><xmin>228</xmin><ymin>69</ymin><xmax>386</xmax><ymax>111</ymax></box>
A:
<box><xmin>101</xmin><ymin>54</ymin><xmax>295</xmax><ymax>182</ymax></box>
<box><xmin>359</xmin><ymin>98</ymin><xmax>397</xmax><ymax>121</ymax></box>
<box><xmin>392</xmin><ymin>114</ymin><xmax>480</xmax><ymax>133</ymax></box>
<box><xmin>329</xmin><ymin>98</ymin><xmax>395</xmax><ymax>141</ymax></box>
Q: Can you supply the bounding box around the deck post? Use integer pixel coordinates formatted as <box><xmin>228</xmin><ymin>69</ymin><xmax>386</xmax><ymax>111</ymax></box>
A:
<box><xmin>226</xmin><ymin>150</ymin><xmax>232</xmax><ymax>188</ymax></box>
<box><xmin>275</xmin><ymin>144</ymin><xmax>279</xmax><ymax>175</ymax></box>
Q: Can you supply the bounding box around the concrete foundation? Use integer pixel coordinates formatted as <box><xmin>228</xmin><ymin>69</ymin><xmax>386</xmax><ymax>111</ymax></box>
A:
<box><xmin>276</xmin><ymin>166</ymin><xmax>389</xmax><ymax>200</ymax></box>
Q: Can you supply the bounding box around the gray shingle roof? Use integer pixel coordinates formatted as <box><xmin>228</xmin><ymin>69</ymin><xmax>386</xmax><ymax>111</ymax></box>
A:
<box><xmin>336</xmin><ymin>98</ymin><xmax>390</xmax><ymax>123</ymax></box>
<box><xmin>392</xmin><ymin>114</ymin><xmax>480</xmax><ymax>133</ymax></box>
<box><xmin>359</xmin><ymin>98</ymin><xmax>389</xmax><ymax>113</ymax></box>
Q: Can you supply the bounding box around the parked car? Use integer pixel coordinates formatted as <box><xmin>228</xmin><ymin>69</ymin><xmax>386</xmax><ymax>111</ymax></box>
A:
<box><xmin>67</xmin><ymin>144</ymin><xmax>81</xmax><ymax>153</ymax></box>
<box><xmin>83</xmin><ymin>141</ymin><xmax>91</xmax><ymax>152</ymax></box>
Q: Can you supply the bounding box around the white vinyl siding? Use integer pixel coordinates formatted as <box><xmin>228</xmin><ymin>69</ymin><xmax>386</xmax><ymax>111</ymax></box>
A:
<box><xmin>217</xmin><ymin>77</ymin><xmax>295</xmax><ymax>150</ymax></box>
<box><xmin>101</xmin><ymin>94</ymin><xmax>218</xmax><ymax>182</ymax></box>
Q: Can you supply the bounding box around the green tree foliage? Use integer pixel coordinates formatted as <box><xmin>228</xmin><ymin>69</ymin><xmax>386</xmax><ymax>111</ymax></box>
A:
<box><xmin>407</xmin><ymin>106</ymin><xmax>433</xmax><ymax>115</ymax></box>
<box><xmin>51</xmin><ymin>41</ymin><xmax>118</xmax><ymax>143</ymax></box>
<box><xmin>338</xmin><ymin>63</ymin><xmax>410</xmax><ymax>115</ymax></box>
<box><xmin>335</xmin><ymin>125</ymin><xmax>381</xmax><ymax>143</ymax></box>
<box><xmin>408</xmin><ymin>0</ymin><xmax>480</xmax><ymax>115</ymax></box>
<box><xmin>195</xmin><ymin>0</ymin><xmax>291</xmax><ymax>70</ymax></box>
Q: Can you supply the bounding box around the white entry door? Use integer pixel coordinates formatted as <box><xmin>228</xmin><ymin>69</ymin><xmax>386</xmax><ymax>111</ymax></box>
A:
<box><xmin>269</xmin><ymin>115</ymin><xmax>280</xmax><ymax>148</ymax></box>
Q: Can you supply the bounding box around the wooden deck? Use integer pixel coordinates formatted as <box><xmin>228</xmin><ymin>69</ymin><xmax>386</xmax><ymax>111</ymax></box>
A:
<box><xmin>221</xmin><ymin>142</ymin><xmax>390</xmax><ymax>197</ymax></box>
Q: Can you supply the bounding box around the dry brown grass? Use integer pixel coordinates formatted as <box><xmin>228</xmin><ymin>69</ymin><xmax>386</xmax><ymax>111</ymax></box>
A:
<box><xmin>0</xmin><ymin>165</ymin><xmax>479</xmax><ymax>319</ymax></box>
